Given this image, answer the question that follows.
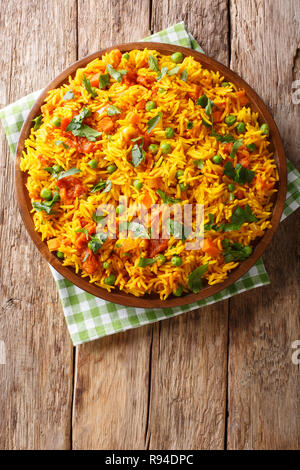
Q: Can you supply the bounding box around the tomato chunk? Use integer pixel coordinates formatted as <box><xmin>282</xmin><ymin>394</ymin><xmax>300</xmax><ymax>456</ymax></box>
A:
<box><xmin>57</xmin><ymin>176</ymin><xmax>86</xmax><ymax>204</ymax></box>
<box><xmin>148</xmin><ymin>239</ymin><xmax>169</xmax><ymax>258</ymax></box>
<box><xmin>61</xmin><ymin>117</ymin><xmax>72</xmax><ymax>131</ymax></box>
<box><xmin>202</xmin><ymin>239</ymin><xmax>221</xmax><ymax>257</ymax></box>
<box><xmin>137</xmin><ymin>75</ymin><xmax>155</xmax><ymax>88</ymax></box>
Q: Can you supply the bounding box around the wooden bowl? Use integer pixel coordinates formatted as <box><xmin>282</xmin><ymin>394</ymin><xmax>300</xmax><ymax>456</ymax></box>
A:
<box><xmin>15</xmin><ymin>42</ymin><xmax>287</xmax><ymax>308</ymax></box>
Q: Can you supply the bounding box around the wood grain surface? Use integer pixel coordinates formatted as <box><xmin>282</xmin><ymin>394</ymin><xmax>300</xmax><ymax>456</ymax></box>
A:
<box><xmin>0</xmin><ymin>0</ymin><xmax>299</xmax><ymax>450</ymax></box>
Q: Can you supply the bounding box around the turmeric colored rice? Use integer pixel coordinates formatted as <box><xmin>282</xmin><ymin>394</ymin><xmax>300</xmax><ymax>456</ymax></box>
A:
<box><xmin>20</xmin><ymin>48</ymin><xmax>278</xmax><ymax>299</ymax></box>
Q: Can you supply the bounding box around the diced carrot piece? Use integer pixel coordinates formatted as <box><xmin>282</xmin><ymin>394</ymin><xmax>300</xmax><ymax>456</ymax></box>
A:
<box><xmin>61</xmin><ymin>117</ymin><xmax>72</xmax><ymax>131</ymax></box>
<box><xmin>47</xmin><ymin>238</ymin><xmax>61</xmax><ymax>251</ymax></box>
<box><xmin>142</xmin><ymin>192</ymin><xmax>153</xmax><ymax>209</ymax></box>
<box><xmin>81</xmin><ymin>249</ymin><xmax>99</xmax><ymax>274</ymax></box>
<box><xmin>98</xmin><ymin>116</ymin><xmax>114</xmax><ymax>133</ymax></box>
<box><xmin>212</xmin><ymin>110</ymin><xmax>223</xmax><ymax>123</ymax></box>
<box><xmin>223</xmin><ymin>142</ymin><xmax>233</xmax><ymax>154</ymax></box>
<box><xmin>90</xmin><ymin>73</ymin><xmax>100</xmax><ymax>87</ymax></box>
<box><xmin>127</xmin><ymin>112</ymin><xmax>140</xmax><ymax>125</ymax></box>
<box><xmin>202</xmin><ymin>238</ymin><xmax>221</xmax><ymax>257</ymax></box>
<box><xmin>188</xmin><ymin>84</ymin><xmax>201</xmax><ymax>100</ymax></box>
<box><xmin>136</xmin><ymin>99</ymin><xmax>146</xmax><ymax>110</ymax></box>
<box><xmin>137</xmin><ymin>75</ymin><xmax>155</xmax><ymax>88</ymax></box>
<box><xmin>148</xmin><ymin>177</ymin><xmax>163</xmax><ymax>190</ymax></box>
<box><xmin>77</xmin><ymin>138</ymin><xmax>96</xmax><ymax>153</ymax></box>
<box><xmin>110</xmin><ymin>49</ymin><xmax>122</xmax><ymax>68</ymax></box>
<box><xmin>235</xmin><ymin>90</ymin><xmax>249</xmax><ymax>106</ymax></box>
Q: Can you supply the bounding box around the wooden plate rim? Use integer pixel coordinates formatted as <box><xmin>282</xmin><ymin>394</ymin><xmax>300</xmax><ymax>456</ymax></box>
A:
<box><xmin>15</xmin><ymin>42</ymin><xmax>287</xmax><ymax>308</ymax></box>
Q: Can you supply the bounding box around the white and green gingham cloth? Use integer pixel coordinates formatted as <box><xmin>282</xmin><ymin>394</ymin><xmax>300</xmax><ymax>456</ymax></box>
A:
<box><xmin>1</xmin><ymin>23</ymin><xmax>299</xmax><ymax>345</ymax></box>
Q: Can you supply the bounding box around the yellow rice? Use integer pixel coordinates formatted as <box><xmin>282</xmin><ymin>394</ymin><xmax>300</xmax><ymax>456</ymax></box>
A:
<box><xmin>20</xmin><ymin>48</ymin><xmax>278</xmax><ymax>299</ymax></box>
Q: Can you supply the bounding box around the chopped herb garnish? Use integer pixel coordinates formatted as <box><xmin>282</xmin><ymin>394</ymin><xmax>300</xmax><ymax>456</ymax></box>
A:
<box><xmin>106</xmin><ymin>64</ymin><xmax>127</xmax><ymax>83</ymax></box>
<box><xmin>211</xmin><ymin>129</ymin><xmax>235</xmax><ymax>143</ymax></box>
<box><xmin>148</xmin><ymin>54</ymin><xmax>160</xmax><ymax>73</ymax></box>
<box><xmin>63</xmin><ymin>90</ymin><xmax>74</xmax><ymax>101</ymax></box>
<box><xmin>82</xmin><ymin>74</ymin><xmax>98</xmax><ymax>98</ymax></box>
<box><xmin>57</xmin><ymin>167</ymin><xmax>81</xmax><ymax>180</ymax></box>
<box><xmin>107</xmin><ymin>105</ymin><xmax>121</xmax><ymax>116</ymax></box>
<box><xmin>168</xmin><ymin>66</ymin><xmax>180</xmax><ymax>76</ymax></box>
<box><xmin>147</xmin><ymin>112</ymin><xmax>162</xmax><ymax>133</ymax></box>
<box><xmin>157</xmin><ymin>66</ymin><xmax>169</xmax><ymax>81</ymax></box>
<box><xmin>229</xmin><ymin>139</ymin><xmax>243</xmax><ymax>158</ymax></box>
<box><xmin>88</xmin><ymin>231</ymin><xmax>108</xmax><ymax>254</ymax></box>
<box><xmin>92</xmin><ymin>212</ymin><xmax>106</xmax><ymax>223</ymax></box>
<box><xmin>165</xmin><ymin>218</ymin><xmax>190</xmax><ymax>241</ymax></box>
<box><xmin>181</xmin><ymin>69</ymin><xmax>188</xmax><ymax>81</ymax></box>
<box><xmin>33</xmin><ymin>191</ymin><xmax>60</xmax><ymax>215</ymax></box>
<box><xmin>91</xmin><ymin>179</ymin><xmax>111</xmax><ymax>193</ymax></box>
<box><xmin>188</xmin><ymin>263</ymin><xmax>209</xmax><ymax>293</ymax></box>
<box><xmin>127</xmin><ymin>221</ymin><xmax>150</xmax><ymax>239</ymax></box>
<box><xmin>187</xmin><ymin>121</ymin><xmax>194</xmax><ymax>129</ymax></box>
<box><xmin>32</xmin><ymin>115</ymin><xmax>42</xmax><ymax>130</ymax></box>
<box><xmin>138</xmin><ymin>257</ymin><xmax>158</xmax><ymax>267</ymax></box>
<box><xmin>224</xmin><ymin>204</ymin><xmax>257</xmax><ymax>232</ymax></box>
<box><xmin>222</xmin><ymin>240</ymin><xmax>252</xmax><ymax>263</ymax></box>
<box><xmin>66</xmin><ymin>107</ymin><xmax>101</xmax><ymax>142</ymax></box>
<box><xmin>205</xmin><ymin>99</ymin><xmax>214</xmax><ymax>123</ymax></box>
<box><xmin>99</xmin><ymin>73</ymin><xmax>110</xmax><ymax>89</ymax></box>
<box><xmin>55</xmin><ymin>140</ymin><xmax>70</xmax><ymax>149</ymax></box>
<box><xmin>193</xmin><ymin>159</ymin><xmax>205</xmax><ymax>169</ymax></box>
<box><xmin>132</xmin><ymin>143</ymin><xmax>145</xmax><ymax>167</ymax></box>
<box><xmin>75</xmin><ymin>227</ymin><xmax>89</xmax><ymax>240</ymax></box>
<box><xmin>156</xmin><ymin>189</ymin><xmax>181</xmax><ymax>204</ymax></box>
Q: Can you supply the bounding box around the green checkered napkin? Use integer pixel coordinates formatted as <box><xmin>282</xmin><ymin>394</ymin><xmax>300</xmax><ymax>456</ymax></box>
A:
<box><xmin>1</xmin><ymin>23</ymin><xmax>299</xmax><ymax>345</ymax></box>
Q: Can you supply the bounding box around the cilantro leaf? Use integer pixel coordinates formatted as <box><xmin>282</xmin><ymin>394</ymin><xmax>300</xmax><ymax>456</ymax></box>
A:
<box><xmin>91</xmin><ymin>179</ymin><xmax>111</xmax><ymax>193</ymax></box>
<box><xmin>165</xmin><ymin>219</ymin><xmax>190</xmax><ymax>241</ymax></box>
<box><xmin>148</xmin><ymin>54</ymin><xmax>160</xmax><ymax>73</ymax></box>
<box><xmin>222</xmin><ymin>240</ymin><xmax>252</xmax><ymax>263</ymax></box>
<box><xmin>157</xmin><ymin>66</ymin><xmax>169</xmax><ymax>81</ymax></box>
<box><xmin>70</xmin><ymin>125</ymin><xmax>101</xmax><ymax>142</ymax></box>
<box><xmin>88</xmin><ymin>231</ymin><xmax>108</xmax><ymax>253</ymax></box>
<box><xmin>99</xmin><ymin>73</ymin><xmax>110</xmax><ymax>89</ymax></box>
<box><xmin>75</xmin><ymin>227</ymin><xmax>89</xmax><ymax>240</ymax></box>
<box><xmin>193</xmin><ymin>159</ymin><xmax>205</xmax><ymax>169</ymax></box>
<box><xmin>106</xmin><ymin>64</ymin><xmax>127</xmax><ymax>83</ymax></box>
<box><xmin>63</xmin><ymin>90</ymin><xmax>74</xmax><ymax>101</ymax></box>
<box><xmin>168</xmin><ymin>66</ymin><xmax>180</xmax><ymax>76</ymax></box>
<box><xmin>229</xmin><ymin>139</ymin><xmax>243</xmax><ymax>158</ymax></box>
<box><xmin>205</xmin><ymin>99</ymin><xmax>214</xmax><ymax>123</ymax></box>
<box><xmin>211</xmin><ymin>129</ymin><xmax>235</xmax><ymax>143</ymax></box>
<box><xmin>147</xmin><ymin>112</ymin><xmax>162</xmax><ymax>133</ymax></box>
<box><xmin>132</xmin><ymin>143</ymin><xmax>145</xmax><ymax>167</ymax></box>
<box><xmin>127</xmin><ymin>221</ymin><xmax>150</xmax><ymax>239</ymax></box>
<box><xmin>82</xmin><ymin>74</ymin><xmax>98</xmax><ymax>98</ymax></box>
<box><xmin>55</xmin><ymin>140</ymin><xmax>70</xmax><ymax>149</ymax></box>
<box><xmin>107</xmin><ymin>105</ymin><xmax>121</xmax><ymax>116</ymax></box>
<box><xmin>224</xmin><ymin>161</ymin><xmax>255</xmax><ymax>184</ymax></box>
<box><xmin>66</xmin><ymin>107</ymin><xmax>92</xmax><ymax>132</ymax></box>
<box><xmin>33</xmin><ymin>191</ymin><xmax>60</xmax><ymax>215</ymax></box>
<box><xmin>224</xmin><ymin>204</ymin><xmax>257</xmax><ymax>232</ymax></box>
<box><xmin>156</xmin><ymin>189</ymin><xmax>181</xmax><ymax>204</ymax></box>
<box><xmin>138</xmin><ymin>257</ymin><xmax>157</xmax><ymax>267</ymax></box>
<box><xmin>188</xmin><ymin>263</ymin><xmax>209</xmax><ymax>293</ymax></box>
<box><xmin>181</xmin><ymin>69</ymin><xmax>188</xmax><ymax>81</ymax></box>
<box><xmin>57</xmin><ymin>167</ymin><xmax>81</xmax><ymax>180</ymax></box>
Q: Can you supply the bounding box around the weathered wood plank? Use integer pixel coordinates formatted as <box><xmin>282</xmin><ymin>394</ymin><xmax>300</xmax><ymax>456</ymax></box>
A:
<box><xmin>228</xmin><ymin>0</ymin><xmax>300</xmax><ymax>450</ymax></box>
<box><xmin>72</xmin><ymin>0</ymin><xmax>152</xmax><ymax>450</ymax></box>
<box><xmin>0</xmin><ymin>0</ymin><xmax>76</xmax><ymax>450</ymax></box>
<box><xmin>148</xmin><ymin>0</ymin><xmax>230</xmax><ymax>450</ymax></box>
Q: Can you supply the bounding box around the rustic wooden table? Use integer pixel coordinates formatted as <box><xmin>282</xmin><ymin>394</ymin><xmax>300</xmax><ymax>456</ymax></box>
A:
<box><xmin>0</xmin><ymin>0</ymin><xmax>299</xmax><ymax>450</ymax></box>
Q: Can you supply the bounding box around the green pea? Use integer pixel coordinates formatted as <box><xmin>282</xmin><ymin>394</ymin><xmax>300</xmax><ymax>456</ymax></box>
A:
<box><xmin>228</xmin><ymin>183</ymin><xmax>235</xmax><ymax>192</ymax></box>
<box><xmin>145</xmin><ymin>100</ymin><xmax>157</xmax><ymax>111</ymax></box>
<box><xmin>52</xmin><ymin>165</ymin><xmax>63</xmax><ymax>173</ymax></box>
<box><xmin>165</xmin><ymin>127</ymin><xmax>174</xmax><ymax>138</ymax></box>
<box><xmin>133</xmin><ymin>179</ymin><xmax>143</xmax><ymax>191</ymax></box>
<box><xmin>246</xmin><ymin>143</ymin><xmax>257</xmax><ymax>152</ymax></box>
<box><xmin>243</xmin><ymin>246</ymin><xmax>253</xmax><ymax>256</ymax></box>
<box><xmin>149</xmin><ymin>144</ymin><xmax>158</xmax><ymax>154</ymax></box>
<box><xmin>212</xmin><ymin>155</ymin><xmax>222</xmax><ymax>164</ymax></box>
<box><xmin>88</xmin><ymin>159</ymin><xmax>98</xmax><ymax>168</ymax></box>
<box><xmin>107</xmin><ymin>164</ymin><xmax>117</xmax><ymax>174</ymax></box>
<box><xmin>123</xmin><ymin>53</ymin><xmax>130</xmax><ymax>60</ymax></box>
<box><xmin>196</xmin><ymin>94</ymin><xmax>208</xmax><ymax>108</ymax></box>
<box><xmin>176</xmin><ymin>170</ymin><xmax>184</xmax><ymax>179</ymax></box>
<box><xmin>56</xmin><ymin>251</ymin><xmax>64</xmax><ymax>259</ymax></box>
<box><xmin>40</xmin><ymin>188</ymin><xmax>52</xmax><ymax>200</ymax></box>
<box><xmin>236</xmin><ymin>122</ymin><xmax>246</xmax><ymax>133</ymax></box>
<box><xmin>103</xmin><ymin>261</ymin><xmax>110</xmax><ymax>269</ymax></box>
<box><xmin>156</xmin><ymin>254</ymin><xmax>166</xmax><ymax>265</ymax></box>
<box><xmin>174</xmin><ymin>285</ymin><xmax>183</xmax><ymax>297</ymax></box>
<box><xmin>225</xmin><ymin>115</ymin><xmax>236</xmax><ymax>126</ymax></box>
<box><xmin>187</xmin><ymin>121</ymin><xmax>194</xmax><ymax>129</ymax></box>
<box><xmin>52</xmin><ymin>117</ymin><xmax>61</xmax><ymax>127</ymax></box>
<box><xmin>260</xmin><ymin>123</ymin><xmax>269</xmax><ymax>135</ymax></box>
<box><xmin>179</xmin><ymin>182</ymin><xmax>189</xmax><ymax>192</ymax></box>
<box><xmin>115</xmin><ymin>242</ymin><xmax>122</xmax><ymax>248</ymax></box>
<box><xmin>158</xmin><ymin>88</ymin><xmax>166</xmax><ymax>94</ymax></box>
<box><xmin>116</xmin><ymin>204</ymin><xmax>125</xmax><ymax>215</ymax></box>
<box><xmin>221</xmin><ymin>82</ymin><xmax>231</xmax><ymax>87</ymax></box>
<box><xmin>171</xmin><ymin>52</ymin><xmax>184</xmax><ymax>64</ymax></box>
<box><xmin>104</xmin><ymin>274</ymin><xmax>116</xmax><ymax>286</ymax></box>
<box><xmin>171</xmin><ymin>255</ymin><xmax>182</xmax><ymax>266</ymax></box>
<box><xmin>160</xmin><ymin>142</ymin><xmax>171</xmax><ymax>154</ymax></box>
